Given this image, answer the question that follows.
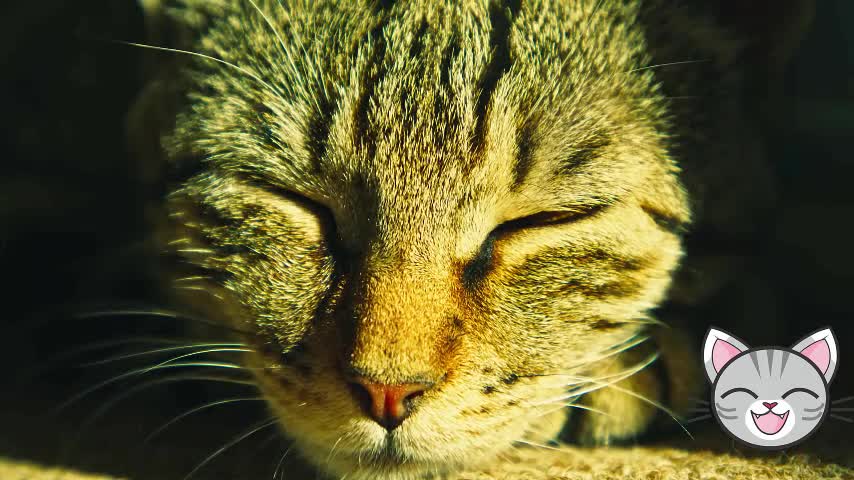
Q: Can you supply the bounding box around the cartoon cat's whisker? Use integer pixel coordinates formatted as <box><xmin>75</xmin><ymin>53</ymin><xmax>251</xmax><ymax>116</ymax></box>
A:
<box><xmin>79</xmin><ymin>343</ymin><xmax>249</xmax><ymax>367</ymax></box>
<box><xmin>183</xmin><ymin>418</ymin><xmax>279</xmax><ymax>480</ymax></box>
<box><xmin>831</xmin><ymin>407</ymin><xmax>854</xmax><ymax>412</ymax></box>
<box><xmin>684</xmin><ymin>414</ymin><xmax>713</xmax><ymax>424</ymax></box>
<box><xmin>832</xmin><ymin>396</ymin><xmax>854</xmax><ymax>405</ymax></box>
<box><xmin>830</xmin><ymin>414</ymin><xmax>853</xmax><ymax>423</ymax></box>
<box><xmin>144</xmin><ymin>397</ymin><xmax>266</xmax><ymax>444</ymax></box>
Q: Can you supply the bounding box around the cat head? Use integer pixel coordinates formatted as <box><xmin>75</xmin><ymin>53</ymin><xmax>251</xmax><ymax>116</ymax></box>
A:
<box><xmin>128</xmin><ymin>0</ymin><xmax>807</xmax><ymax>477</ymax></box>
<box><xmin>703</xmin><ymin>327</ymin><xmax>838</xmax><ymax>449</ymax></box>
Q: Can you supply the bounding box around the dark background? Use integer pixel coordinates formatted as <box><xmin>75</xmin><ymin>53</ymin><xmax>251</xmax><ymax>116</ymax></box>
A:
<box><xmin>1</xmin><ymin>0</ymin><xmax>852</xmax><ymax>478</ymax></box>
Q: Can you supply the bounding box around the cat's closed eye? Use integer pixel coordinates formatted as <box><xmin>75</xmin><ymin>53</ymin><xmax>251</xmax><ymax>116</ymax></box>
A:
<box><xmin>491</xmin><ymin>204</ymin><xmax>608</xmax><ymax>237</ymax></box>
<box><xmin>782</xmin><ymin>387</ymin><xmax>820</xmax><ymax>399</ymax></box>
<box><xmin>721</xmin><ymin>387</ymin><xmax>759</xmax><ymax>399</ymax></box>
<box><xmin>462</xmin><ymin>204</ymin><xmax>608</xmax><ymax>285</ymax></box>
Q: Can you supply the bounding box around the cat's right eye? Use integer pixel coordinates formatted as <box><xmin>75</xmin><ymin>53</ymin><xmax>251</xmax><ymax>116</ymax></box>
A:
<box><xmin>782</xmin><ymin>387</ymin><xmax>819</xmax><ymax>399</ymax></box>
<box><xmin>720</xmin><ymin>387</ymin><xmax>758</xmax><ymax>399</ymax></box>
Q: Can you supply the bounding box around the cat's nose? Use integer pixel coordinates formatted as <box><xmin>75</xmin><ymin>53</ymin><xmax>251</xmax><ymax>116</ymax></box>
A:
<box><xmin>348</xmin><ymin>379</ymin><xmax>433</xmax><ymax>430</ymax></box>
<box><xmin>763</xmin><ymin>401</ymin><xmax>779</xmax><ymax>410</ymax></box>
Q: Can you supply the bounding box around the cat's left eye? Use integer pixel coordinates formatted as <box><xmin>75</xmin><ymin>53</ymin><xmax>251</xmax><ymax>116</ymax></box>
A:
<box><xmin>782</xmin><ymin>387</ymin><xmax>819</xmax><ymax>399</ymax></box>
<box><xmin>720</xmin><ymin>387</ymin><xmax>758</xmax><ymax>399</ymax></box>
<box><xmin>492</xmin><ymin>205</ymin><xmax>606</xmax><ymax>236</ymax></box>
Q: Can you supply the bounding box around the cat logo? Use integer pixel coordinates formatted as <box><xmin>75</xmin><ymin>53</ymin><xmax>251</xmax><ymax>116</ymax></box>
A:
<box><xmin>702</xmin><ymin>327</ymin><xmax>838</xmax><ymax>450</ymax></box>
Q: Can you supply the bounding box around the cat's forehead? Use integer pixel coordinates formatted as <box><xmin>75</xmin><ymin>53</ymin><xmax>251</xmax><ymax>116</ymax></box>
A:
<box><xmin>183</xmin><ymin>1</ymin><xmax>666</xmax><ymax>208</ymax></box>
<box><xmin>717</xmin><ymin>349</ymin><xmax>826</xmax><ymax>391</ymax></box>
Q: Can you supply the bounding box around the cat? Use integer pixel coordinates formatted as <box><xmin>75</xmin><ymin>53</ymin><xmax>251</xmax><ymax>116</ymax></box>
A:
<box><xmin>704</xmin><ymin>327</ymin><xmax>838</xmax><ymax>450</ymax></box>
<box><xmin>125</xmin><ymin>0</ymin><xmax>813</xmax><ymax>478</ymax></box>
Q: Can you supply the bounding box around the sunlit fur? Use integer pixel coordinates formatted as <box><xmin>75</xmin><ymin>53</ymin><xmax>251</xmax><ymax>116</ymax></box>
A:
<box><xmin>128</xmin><ymin>0</ymin><xmax>769</xmax><ymax>478</ymax></box>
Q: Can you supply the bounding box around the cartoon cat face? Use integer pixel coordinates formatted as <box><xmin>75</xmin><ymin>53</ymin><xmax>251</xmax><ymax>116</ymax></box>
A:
<box><xmin>703</xmin><ymin>328</ymin><xmax>838</xmax><ymax>449</ymax></box>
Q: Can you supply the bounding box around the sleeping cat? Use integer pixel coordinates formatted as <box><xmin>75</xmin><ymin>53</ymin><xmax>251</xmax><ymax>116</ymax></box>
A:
<box><xmin>126</xmin><ymin>0</ymin><xmax>811</xmax><ymax>478</ymax></box>
<box><xmin>704</xmin><ymin>327</ymin><xmax>838</xmax><ymax>450</ymax></box>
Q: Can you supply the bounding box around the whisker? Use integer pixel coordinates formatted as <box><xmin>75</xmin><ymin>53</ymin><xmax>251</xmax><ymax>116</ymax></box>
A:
<box><xmin>273</xmin><ymin>444</ymin><xmax>294</xmax><ymax>480</ymax></box>
<box><xmin>145</xmin><ymin>397</ymin><xmax>266</xmax><ymax>444</ymax></box>
<box><xmin>79</xmin><ymin>343</ymin><xmax>248</xmax><ymax>367</ymax></box>
<box><xmin>173</xmin><ymin>285</ymin><xmax>227</xmax><ymax>301</ymax></box>
<box><xmin>831</xmin><ymin>408</ymin><xmax>854</xmax><ymax>412</ymax></box>
<box><xmin>25</xmin><ymin>337</ymin><xmax>190</xmax><ymax>377</ymax></box>
<box><xmin>684</xmin><ymin>414</ymin><xmax>713</xmax><ymax>424</ymax></box>
<box><xmin>58</xmin><ymin>375</ymin><xmax>257</xmax><ymax>468</ymax></box>
<box><xmin>183</xmin><ymin>418</ymin><xmax>279</xmax><ymax>480</ymax></box>
<box><xmin>111</xmin><ymin>40</ymin><xmax>279</xmax><ymax>95</ymax></box>
<box><xmin>516</xmin><ymin>335</ymin><xmax>651</xmax><ymax>380</ymax></box>
<box><xmin>326</xmin><ymin>435</ymin><xmax>346</xmax><ymax>469</ymax></box>
<box><xmin>603</xmin><ymin>382</ymin><xmax>694</xmax><ymax>440</ymax></box>
<box><xmin>142</xmin><ymin>348</ymin><xmax>255</xmax><ymax>373</ymax></box>
<box><xmin>72</xmin><ymin>308</ymin><xmax>256</xmax><ymax>336</ymax></box>
<box><xmin>53</xmin><ymin>362</ymin><xmax>246</xmax><ymax>414</ymax></box>
<box><xmin>563</xmin><ymin>403</ymin><xmax>614</xmax><ymax>418</ymax></box>
<box><xmin>832</xmin><ymin>396</ymin><xmax>854</xmax><ymax>405</ymax></box>
<box><xmin>830</xmin><ymin>414</ymin><xmax>853</xmax><ymax>423</ymax></box>
<box><xmin>535</xmin><ymin>355</ymin><xmax>694</xmax><ymax>440</ymax></box>
<box><xmin>173</xmin><ymin>276</ymin><xmax>213</xmax><ymax>283</ymax></box>
<box><xmin>512</xmin><ymin>439</ymin><xmax>562</xmax><ymax>452</ymax></box>
<box><xmin>627</xmin><ymin>59</ymin><xmax>709</xmax><ymax>74</ymax></box>
<box><xmin>534</xmin><ymin>353</ymin><xmax>660</xmax><ymax>405</ymax></box>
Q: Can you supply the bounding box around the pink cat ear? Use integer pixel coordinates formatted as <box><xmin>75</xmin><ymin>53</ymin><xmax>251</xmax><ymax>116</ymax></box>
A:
<box><xmin>712</xmin><ymin>339</ymin><xmax>743</xmax><ymax>372</ymax></box>
<box><xmin>792</xmin><ymin>328</ymin><xmax>838</xmax><ymax>383</ymax></box>
<box><xmin>703</xmin><ymin>328</ymin><xmax>749</xmax><ymax>383</ymax></box>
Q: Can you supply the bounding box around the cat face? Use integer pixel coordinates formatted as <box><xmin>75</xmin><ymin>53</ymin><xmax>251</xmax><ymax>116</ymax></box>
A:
<box><xmin>146</xmin><ymin>1</ymin><xmax>692</xmax><ymax>478</ymax></box>
<box><xmin>704</xmin><ymin>328</ymin><xmax>838</xmax><ymax>449</ymax></box>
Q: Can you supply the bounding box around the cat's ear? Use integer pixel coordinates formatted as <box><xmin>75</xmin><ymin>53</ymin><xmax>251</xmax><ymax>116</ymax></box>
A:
<box><xmin>703</xmin><ymin>328</ymin><xmax>748</xmax><ymax>383</ymax></box>
<box><xmin>792</xmin><ymin>328</ymin><xmax>839</xmax><ymax>384</ymax></box>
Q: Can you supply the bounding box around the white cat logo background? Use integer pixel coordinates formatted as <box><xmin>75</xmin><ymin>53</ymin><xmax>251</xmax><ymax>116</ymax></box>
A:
<box><xmin>703</xmin><ymin>327</ymin><xmax>839</xmax><ymax>450</ymax></box>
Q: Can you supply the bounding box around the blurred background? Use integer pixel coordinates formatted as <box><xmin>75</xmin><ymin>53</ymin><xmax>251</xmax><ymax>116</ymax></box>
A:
<box><xmin>1</xmin><ymin>0</ymin><xmax>852</xmax><ymax>478</ymax></box>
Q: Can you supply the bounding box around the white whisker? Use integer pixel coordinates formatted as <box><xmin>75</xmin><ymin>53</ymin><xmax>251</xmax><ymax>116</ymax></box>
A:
<box><xmin>113</xmin><ymin>40</ymin><xmax>279</xmax><ymax>95</ymax></box>
<box><xmin>183</xmin><ymin>418</ymin><xmax>279</xmax><ymax>480</ymax></box>
<box><xmin>145</xmin><ymin>397</ymin><xmax>266</xmax><ymax>443</ymax></box>
<box><xmin>80</xmin><ymin>343</ymin><xmax>247</xmax><ymax>367</ymax></box>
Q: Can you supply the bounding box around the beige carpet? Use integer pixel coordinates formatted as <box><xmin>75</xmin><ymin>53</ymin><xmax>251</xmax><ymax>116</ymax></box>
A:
<box><xmin>3</xmin><ymin>422</ymin><xmax>852</xmax><ymax>480</ymax></box>
<box><xmin>3</xmin><ymin>447</ymin><xmax>852</xmax><ymax>480</ymax></box>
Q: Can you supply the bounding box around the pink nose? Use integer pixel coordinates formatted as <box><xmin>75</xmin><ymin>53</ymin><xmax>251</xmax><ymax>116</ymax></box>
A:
<box><xmin>763</xmin><ymin>401</ymin><xmax>778</xmax><ymax>410</ymax></box>
<box><xmin>349</xmin><ymin>379</ymin><xmax>433</xmax><ymax>430</ymax></box>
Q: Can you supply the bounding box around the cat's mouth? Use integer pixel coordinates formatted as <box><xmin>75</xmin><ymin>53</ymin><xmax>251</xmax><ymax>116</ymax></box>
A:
<box><xmin>751</xmin><ymin>409</ymin><xmax>790</xmax><ymax>435</ymax></box>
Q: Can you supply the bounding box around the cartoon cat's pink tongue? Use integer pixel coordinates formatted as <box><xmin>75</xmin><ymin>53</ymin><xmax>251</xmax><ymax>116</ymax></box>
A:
<box><xmin>752</xmin><ymin>410</ymin><xmax>789</xmax><ymax>435</ymax></box>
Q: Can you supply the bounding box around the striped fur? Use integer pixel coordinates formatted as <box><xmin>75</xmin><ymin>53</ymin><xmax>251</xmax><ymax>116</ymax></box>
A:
<box><xmin>127</xmin><ymin>0</ymin><xmax>787</xmax><ymax>478</ymax></box>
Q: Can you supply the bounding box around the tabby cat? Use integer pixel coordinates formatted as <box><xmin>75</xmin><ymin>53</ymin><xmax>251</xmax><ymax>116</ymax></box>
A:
<box><xmin>128</xmin><ymin>0</ymin><xmax>810</xmax><ymax>478</ymax></box>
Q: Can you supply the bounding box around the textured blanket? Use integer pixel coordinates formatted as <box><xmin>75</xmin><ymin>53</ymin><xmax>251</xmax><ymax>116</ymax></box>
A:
<box><xmin>3</xmin><ymin>446</ymin><xmax>852</xmax><ymax>480</ymax></box>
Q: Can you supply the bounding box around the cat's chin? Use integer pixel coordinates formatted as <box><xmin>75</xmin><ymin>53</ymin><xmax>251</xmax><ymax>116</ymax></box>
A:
<box><xmin>292</xmin><ymin>435</ymin><xmax>495</xmax><ymax>480</ymax></box>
